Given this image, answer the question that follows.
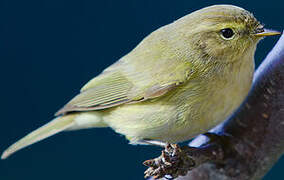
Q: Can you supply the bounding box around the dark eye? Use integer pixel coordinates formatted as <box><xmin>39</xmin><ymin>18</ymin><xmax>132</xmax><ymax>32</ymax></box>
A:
<box><xmin>220</xmin><ymin>28</ymin><xmax>235</xmax><ymax>39</ymax></box>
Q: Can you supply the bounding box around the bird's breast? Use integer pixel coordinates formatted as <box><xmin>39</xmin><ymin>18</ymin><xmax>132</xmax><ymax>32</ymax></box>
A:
<box><xmin>167</xmin><ymin>59</ymin><xmax>254</xmax><ymax>142</ymax></box>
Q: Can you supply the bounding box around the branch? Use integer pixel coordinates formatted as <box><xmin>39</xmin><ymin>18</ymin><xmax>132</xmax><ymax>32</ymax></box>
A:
<box><xmin>144</xmin><ymin>33</ymin><xmax>284</xmax><ymax>180</ymax></box>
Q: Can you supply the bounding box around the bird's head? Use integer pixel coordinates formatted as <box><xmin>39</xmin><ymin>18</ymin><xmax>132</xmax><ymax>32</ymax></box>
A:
<box><xmin>175</xmin><ymin>5</ymin><xmax>280</xmax><ymax>63</ymax></box>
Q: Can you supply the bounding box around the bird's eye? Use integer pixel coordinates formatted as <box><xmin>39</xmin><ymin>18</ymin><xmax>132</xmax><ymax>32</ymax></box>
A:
<box><xmin>220</xmin><ymin>28</ymin><xmax>235</xmax><ymax>40</ymax></box>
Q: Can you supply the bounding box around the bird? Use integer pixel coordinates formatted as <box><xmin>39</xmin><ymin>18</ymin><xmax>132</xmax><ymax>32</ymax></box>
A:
<box><xmin>1</xmin><ymin>4</ymin><xmax>280</xmax><ymax>159</ymax></box>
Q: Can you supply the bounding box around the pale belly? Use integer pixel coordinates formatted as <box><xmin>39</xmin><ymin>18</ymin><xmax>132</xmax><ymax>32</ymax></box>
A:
<box><xmin>102</xmin><ymin>74</ymin><xmax>252</xmax><ymax>143</ymax></box>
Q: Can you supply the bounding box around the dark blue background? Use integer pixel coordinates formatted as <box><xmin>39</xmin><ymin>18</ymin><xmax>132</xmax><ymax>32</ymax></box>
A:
<box><xmin>0</xmin><ymin>0</ymin><xmax>282</xmax><ymax>179</ymax></box>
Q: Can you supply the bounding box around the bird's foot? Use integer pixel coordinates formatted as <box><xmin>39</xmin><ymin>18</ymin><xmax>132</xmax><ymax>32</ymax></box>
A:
<box><xmin>143</xmin><ymin>134</ymin><xmax>231</xmax><ymax>179</ymax></box>
<box><xmin>143</xmin><ymin>143</ymin><xmax>195</xmax><ymax>179</ymax></box>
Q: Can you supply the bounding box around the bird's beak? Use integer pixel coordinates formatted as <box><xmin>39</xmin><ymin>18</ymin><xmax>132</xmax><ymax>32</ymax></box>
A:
<box><xmin>254</xmin><ymin>28</ymin><xmax>281</xmax><ymax>37</ymax></box>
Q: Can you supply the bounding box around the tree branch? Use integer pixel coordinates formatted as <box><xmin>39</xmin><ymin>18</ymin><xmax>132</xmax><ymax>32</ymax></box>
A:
<box><xmin>145</xmin><ymin>33</ymin><xmax>284</xmax><ymax>180</ymax></box>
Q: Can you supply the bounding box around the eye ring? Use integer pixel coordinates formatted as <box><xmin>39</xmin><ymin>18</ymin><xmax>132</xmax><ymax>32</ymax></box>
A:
<box><xmin>220</xmin><ymin>28</ymin><xmax>235</xmax><ymax>40</ymax></box>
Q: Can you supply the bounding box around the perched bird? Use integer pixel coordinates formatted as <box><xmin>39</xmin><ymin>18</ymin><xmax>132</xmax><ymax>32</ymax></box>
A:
<box><xmin>1</xmin><ymin>5</ymin><xmax>280</xmax><ymax>159</ymax></box>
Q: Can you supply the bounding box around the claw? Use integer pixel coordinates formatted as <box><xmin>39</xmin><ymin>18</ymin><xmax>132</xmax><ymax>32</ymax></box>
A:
<box><xmin>143</xmin><ymin>143</ymin><xmax>195</xmax><ymax>179</ymax></box>
<box><xmin>143</xmin><ymin>159</ymin><xmax>155</xmax><ymax>167</ymax></box>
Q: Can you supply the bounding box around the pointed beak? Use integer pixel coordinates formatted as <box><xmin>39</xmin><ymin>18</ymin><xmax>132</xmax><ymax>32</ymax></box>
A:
<box><xmin>254</xmin><ymin>28</ymin><xmax>281</xmax><ymax>37</ymax></box>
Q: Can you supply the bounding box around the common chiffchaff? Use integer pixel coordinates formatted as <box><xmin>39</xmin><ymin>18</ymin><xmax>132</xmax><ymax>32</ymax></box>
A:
<box><xmin>2</xmin><ymin>5</ymin><xmax>280</xmax><ymax>159</ymax></box>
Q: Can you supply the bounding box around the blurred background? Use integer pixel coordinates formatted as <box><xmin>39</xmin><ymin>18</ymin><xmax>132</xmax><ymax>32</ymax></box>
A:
<box><xmin>0</xmin><ymin>0</ymin><xmax>282</xmax><ymax>179</ymax></box>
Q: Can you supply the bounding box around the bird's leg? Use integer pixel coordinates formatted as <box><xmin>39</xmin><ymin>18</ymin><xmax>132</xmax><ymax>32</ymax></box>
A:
<box><xmin>142</xmin><ymin>139</ymin><xmax>189</xmax><ymax>179</ymax></box>
<box><xmin>143</xmin><ymin>134</ymin><xmax>232</xmax><ymax>179</ymax></box>
<box><xmin>141</xmin><ymin>139</ymin><xmax>167</xmax><ymax>147</ymax></box>
<box><xmin>144</xmin><ymin>143</ymin><xmax>195</xmax><ymax>179</ymax></box>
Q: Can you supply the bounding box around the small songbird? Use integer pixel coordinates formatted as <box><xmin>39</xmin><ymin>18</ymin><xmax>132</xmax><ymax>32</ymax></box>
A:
<box><xmin>2</xmin><ymin>5</ymin><xmax>280</xmax><ymax>159</ymax></box>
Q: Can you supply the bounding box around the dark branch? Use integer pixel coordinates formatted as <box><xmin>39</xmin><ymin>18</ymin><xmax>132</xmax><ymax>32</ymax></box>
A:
<box><xmin>144</xmin><ymin>33</ymin><xmax>284</xmax><ymax>180</ymax></box>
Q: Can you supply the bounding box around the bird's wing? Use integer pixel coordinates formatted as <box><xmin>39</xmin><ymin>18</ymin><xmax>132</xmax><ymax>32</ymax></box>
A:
<box><xmin>55</xmin><ymin>63</ymin><xmax>191</xmax><ymax>116</ymax></box>
<box><xmin>55</xmin><ymin>71</ymin><xmax>133</xmax><ymax>115</ymax></box>
<box><xmin>55</xmin><ymin>27</ymin><xmax>194</xmax><ymax>116</ymax></box>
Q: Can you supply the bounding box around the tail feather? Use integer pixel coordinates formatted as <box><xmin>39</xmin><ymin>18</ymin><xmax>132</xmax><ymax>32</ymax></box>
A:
<box><xmin>1</xmin><ymin>114</ymin><xmax>76</xmax><ymax>159</ymax></box>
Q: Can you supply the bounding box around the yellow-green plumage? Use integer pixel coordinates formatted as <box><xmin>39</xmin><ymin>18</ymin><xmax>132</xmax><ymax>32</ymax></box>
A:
<box><xmin>2</xmin><ymin>5</ymin><xmax>280</xmax><ymax>159</ymax></box>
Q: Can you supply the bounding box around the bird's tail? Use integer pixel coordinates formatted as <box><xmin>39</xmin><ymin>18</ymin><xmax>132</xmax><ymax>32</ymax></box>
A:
<box><xmin>1</xmin><ymin>114</ymin><xmax>77</xmax><ymax>159</ymax></box>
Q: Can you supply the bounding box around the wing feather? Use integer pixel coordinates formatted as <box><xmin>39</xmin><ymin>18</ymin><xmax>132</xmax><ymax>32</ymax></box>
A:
<box><xmin>55</xmin><ymin>25</ymin><xmax>194</xmax><ymax>116</ymax></box>
<box><xmin>55</xmin><ymin>72</ymin><xmax>134</xmax><ymax>115</ymax></box>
